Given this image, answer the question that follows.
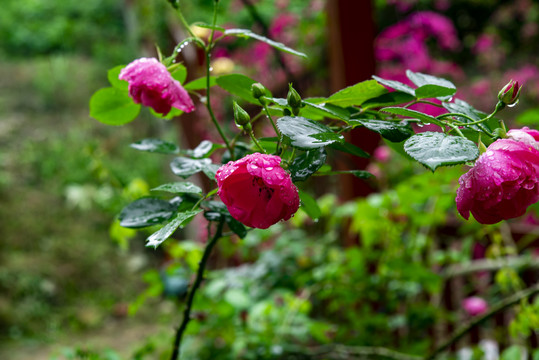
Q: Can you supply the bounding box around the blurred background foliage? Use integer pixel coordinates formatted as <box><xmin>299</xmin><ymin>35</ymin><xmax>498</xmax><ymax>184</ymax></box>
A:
<box><xmin>0</xmin><ymin>0</ymin><xmax>538</xmax><ymax>359</ymax></box>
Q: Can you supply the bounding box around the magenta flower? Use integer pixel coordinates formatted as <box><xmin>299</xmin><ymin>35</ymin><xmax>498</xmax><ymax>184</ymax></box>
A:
<box><xmin>216</xmin><ymin>153</ymin><xmax>300</xmax><ymax>229</ymax></box>
<box><xmin>456</xmin><ymin>128</ymin><xmax>539</xmax><ymax>224</ymax></box>
<box><xmin>119</xmin><ymin>58</ymin><xmax>195</xmax><ymax>115</ymax></box>
<box><xmin>462</xmin><ymin>296</ymin><xmax>488</xmax><ymax>316</ymax></box>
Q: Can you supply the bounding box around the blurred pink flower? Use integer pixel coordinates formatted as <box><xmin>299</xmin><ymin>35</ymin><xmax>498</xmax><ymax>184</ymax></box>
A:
<box><xmin>374</xmin><ymin>146</ymin><xmax>391</xmax><ymax>163</ymax></box>
<box><xmin>216</xmin><ymin>153</ymin><xmax>299</xmax><ymax>229</ymax></box>
<box><xmin>408</xmin><ymin>11</ymin><xmax>460</xmax><ymax>51</ymax></box>
<box><xmin>473</xmin><ymin>34</ymin><xmax>495</xmax><ymax>55</ymax></box>
<box><xmin>375</xmin><ymin>11</ymin><xmax>462</xmax><ymax>84</ymax></box>
<box><xmin>456</xmin><ymin>127</ymin><xmax>539</xmax><ymax>224</ymax></box>
<box><xmin>119</xmin><ymin>58</ymin><xmax>194</xmax><ymax>115</ymax></box>
<box><xmin>387</xmin><ymin>0</ymin><xmax>418</xmax><ymax>13</ymax></box>
<box><xmin>462</xmin><ymin>296</ymin><xmax>488</xmax><ymax>316</ymax></box>
<box><xmin>269</xmin><ymin>14</ymin><xmax>297</xmax><ymax>38</ymax></box>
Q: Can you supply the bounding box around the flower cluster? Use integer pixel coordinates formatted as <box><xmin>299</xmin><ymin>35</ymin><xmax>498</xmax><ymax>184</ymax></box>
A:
<box><xmin>456</xmin><ymin>127</ymin><xmax>539</xmax><ymax>224</ymax></box>
<box><xmin>216</xmin><ymin>153</ymin><xmax>299</xmax><ymax>229</ymax></box>
<box><xmin>119</xmin><ymin>58</ymin><xmax>195</xmax><ymax>115</ymax></box>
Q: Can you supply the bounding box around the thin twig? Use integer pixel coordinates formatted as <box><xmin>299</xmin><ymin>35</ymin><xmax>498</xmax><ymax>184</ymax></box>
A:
<box><xmin>425</xmin><ymin>282</ymin><xmax>539</xmax><ymax>360</ymax></box>
<box><xmin>441</xmin><ymin>256</ymin><xmax>539</xmax><ymax>278</ymax></box>
<box><xmin>239</xmin><ymin>0</ymin><xmax>298</xmax><ymax>87</ymax></box>
<box><xmin>284</xmin><ymin>344</ymin><xmax>422</xmax><ymax>360</ymax></box>
<box><xmin>169</xmin><ymin>219</ymin><xmax>225</xmax><ymax>360</ymax></box>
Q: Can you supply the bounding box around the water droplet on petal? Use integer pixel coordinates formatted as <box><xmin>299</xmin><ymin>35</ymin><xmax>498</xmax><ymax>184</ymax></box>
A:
<box><xmin>265</xmin><ymin>167</ymin><xmax>273</xmax><ymax>171</ymax></box>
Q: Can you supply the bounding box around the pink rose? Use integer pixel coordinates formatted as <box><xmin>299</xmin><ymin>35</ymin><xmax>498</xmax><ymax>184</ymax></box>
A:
<box><xmin>456</xmin><ymin>127</ymin><xmax>539</xmax><ymax>224</ymax></box>
<box><xmin>119</xmin><ymin>58</ymin><xmax>195</xmax><ymax>115</ymax></box>
<box><xmin>462</xmin><ymin>296</ymin><xmax>488</xmax><ymax>316</ymax></box>
<box><xmin>216</xmin><ymin>153</ymin><xmax>299</xmax><ymax>229</ymax></box>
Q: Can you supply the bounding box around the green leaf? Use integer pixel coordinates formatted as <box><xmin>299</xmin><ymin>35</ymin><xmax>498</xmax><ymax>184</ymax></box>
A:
<box><xmin>415</xmin><ymin>84</ymin><xmax>456</xmax><ymax>99</ymax></box>
<box><xmin>362</xmin><ymin>91</ymin><xmax>416</xmax><ymax>109</ymax></box>
<box><xmin>224</xmin><ymin>28</ymin><xmax>307</xmax><ymax>58</ymax></box>
<box><xmin>130</xmin><ymin>139</ymin><xmax>179</xmax><ymax>154</ymax></box>
<box><xmin>184</xmin><ymin>76</ymin><xmax>217</xmax><ymax>90</ymax></box>
<box><xmin>348</xmin><ymin>170</ymin><xmax>374</xmax><ymax>179</ymax></box>
<box><xmin>170</xmin><ymin>157</ymin><xmax>212</xmax><ymax>179</ymax></box>
<box><xmin>267</xmin><ymin>97</ymin><xmax>289</xmax><ymax>107</ymax></box>
<box><xmin>381</xmin><ymin>107</ymin><xmax>441</xmax><ymax>125</ymax></box>
<box><xmin>302</xmin><ymin>100</ymin><xmax>351</xmax><ymax>121</ymax></box>
<box><xmin>323</xmin><ymin>80</ymin><xmax>387</xmax><ymax>107</ymax></box>
<box><xmin>170</xmin><ymin>64</ymin><xmax>187</xmax><ymax>84</ymax></box>
<box><xmin>146</xmin><ymin>210</ymin><xmax>203</xmax><ymax>248</ymax></box>
<box><xmin>118</xmin><ymin>198</ymin><xmax>177</xmax><ymax>228</ymax></box>
<box><xmin>517</xmin><ymin>108</ymin><xmax>539</xmax><ymax>126</ymax></box>
<box><xmin>276</xmin><ymin>116</ymin><xmax>344</xmax><ymax>149</ymax></box>
<box><xmin>406</xmin><ymin>70</ymin><xmax>456</xmax><ymax>91</ymax></box>
<box><xmin>290</xmin><ymin>148</ymin><xmax>327</xmax><ymax>182</ymax></box>
<box><xmin>107</xmin><ymin>65</ymin><xmax>128</xmax><ymax>90</ymax></box>
<box><xmin>317</xmin><ymin>170</ymin><xmax>374</xmax><ymax>179</ymax></box>
<box><xmin>226</xmin><ymin>216</ymin><xmax>247</xmax><ymax>238</ymax></box>
<box><xmin>348</xmin><ymin>119</ymin><xmax>414</xmax><ymax>142</ymax></box>
<box><xmin>372</xmin><ymin>75</ymin><xmax>415</xmax><ymax>96</ymax></box>
<box><xmin>152</xmin><ymin>182</ymin><xmax>203</xmax><ymax>195</ymax></box>
<box><xmin>185</xmin><ymin>140</ymin><xmax>223</xmax><ymax>158</ymax></box>
<box><xmin>202</xmin><ymin>163</ymin><xmax>221</xmax><ymax>180</ymax></box>
<box><xmin>298</xmin><ymin>190</ymin><xmax>321</xmax><ymax>221</ymax></box>
<box><xmin>89</xmin><ymin>87</ymin><xmax>140</xmax><ymax>125</ymax></box>
<box><xmin>191</xmin><ymin>22</ymin><xmax>226</xmax><ymax>32</ymax></box>
<box><xmin>216</xmin><ymin>74</ymin><xmax>259</xmax><ymax>104</ymax></box>
<box><xmin>203</xmin><ymin>201</ymin><xmax>247</xmax><ymax>235</ymax></box>
<box><xmin>328</xmin><ymin>142</ymin><xmax>370</xmax><ymax>158</ymax></box>
<box><xmin>224</xmin><ymin>289</ymin><xmax>251</xmax><ymax>309</ymax></box>
<box><xmin>403</xmin><ymin>132</ymin><xmax>479</xmax><ymax>171</ymax></box>
<box><xmin>150</xmin><ymin>106</ymin><xmax>184</xmax><ymax>120</ymax></box>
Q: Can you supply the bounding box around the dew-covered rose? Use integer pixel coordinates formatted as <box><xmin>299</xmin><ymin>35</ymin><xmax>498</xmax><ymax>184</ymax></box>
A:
<box><xmin>462</xmin><ymin>296</ymin><xmax>488</xmax><ymax>316</ymax></box>
<box><xmin>216</xmin><ymin>153</ymin><xmax>299</xmax><ymax>229</ymax></box>
<box><xmin>119</xmin><ymin>58</ymin><xmax>195</xmax><ymax>115</ymax></box>
<box><xmin>456</xmin><ymin>127</ymin><xmax>539</xmax><ymax>224</ymax></box>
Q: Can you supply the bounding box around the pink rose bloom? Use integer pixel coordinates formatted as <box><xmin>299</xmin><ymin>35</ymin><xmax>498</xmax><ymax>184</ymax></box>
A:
<box><xmin>119</xmin><ymin>58</ymin><xmax>194</xmax><ymax>115</ymax></box>
<box><xmin>462</xmin><ymin>296</ymin><xmax>488</xmax><ymax>316</ymax></box>
<box><xmin>456</xmin><ymin>127</ymin><xmax>539</xmax><ymax>224</ymax></box>
<box><xmin>216</xmin><ymin>153</ymin><xmax>299</xmax><ymax>229</ymax></box>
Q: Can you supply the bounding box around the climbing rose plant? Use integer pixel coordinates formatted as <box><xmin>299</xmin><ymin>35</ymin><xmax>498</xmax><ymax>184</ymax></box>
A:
<box><xmin>89</xmin><ymin>1</ymin><xmax>536</xmax><ymax>358</ymax></box>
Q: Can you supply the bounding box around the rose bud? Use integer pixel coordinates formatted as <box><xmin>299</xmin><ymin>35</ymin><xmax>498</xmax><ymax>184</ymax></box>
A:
<box><xmin>498</xmin><ymin>79</ymin><xmax>522</xmax><ymax>106</ymax></box>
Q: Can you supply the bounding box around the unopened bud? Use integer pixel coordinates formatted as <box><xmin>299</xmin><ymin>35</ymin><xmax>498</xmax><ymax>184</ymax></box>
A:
<box><xmin>233</xmin><ymin>101</ymin><xmax>251</xmax><ymax>127</ymax></box>
<box><xmin>287</xmin><ymin>84</ymin><xmax>302</xmax><ymax>115</ymax></box>
<box><xmin>251</xmin><ymin>83</ymin><xmax>267</xmax><ymax>100</ymax></box>
<box><xmin>498</xmin><ymin>79</ymin><xmax>522</xmax><ymax>106</ymax></box>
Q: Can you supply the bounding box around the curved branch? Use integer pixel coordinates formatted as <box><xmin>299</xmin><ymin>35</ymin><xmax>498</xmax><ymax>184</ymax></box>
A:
<box><xmin>441</xmin><ymin>256</ymin><xmax>539</xmax><ymax>278</ymax></box>
<box><xmin>170</xmin><ymin>219</ymin><xmax>224</xmax><ymax>360</ymax></box>
<box><xmin>425</xmin><ymin>282</ymin><xmax>539</xmax><ymax>360</ymax></box>
<box><xmin>284</xmin><ymin>344</ymin><xmax>422</xmax><ymax>360</ymax></box>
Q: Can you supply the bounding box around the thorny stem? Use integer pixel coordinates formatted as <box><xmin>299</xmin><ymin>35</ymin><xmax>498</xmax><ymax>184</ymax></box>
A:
<box><xmin>175</xmin><ymin>6</ymin><xmax>198</xmax><ymax>39</ymax></box>
<box><xmin>169</xmin><ymin>219</ymin><xmax>225</xmax><ymax>360</ymax></box>
<box><xmin>425</xmin><ymin>282</ymin><xmax>539</xmax><ymax>360</ymax></box>
<box><xmin>443</xmin><ymin>122</ymin><xmax>465</xmax><ymax>138</ymax></box>
<box><xmin>203</xmin><ymin>1</ymin><xmax>233</xmax><ymax>157</ymax></box>
<box><xmin>247</xmin><ymin>128</ymin><xmax>267</xmax><ymax>153</ymax></box>
<box><xmin>262</xmin><ymin>103</ymin><xmax>281</xmax><ymax>153</ymax></box>
<box><xmin>191</xmin><ymin>189</ymin><xmax>218</xmax><ymax>211</ymax></box>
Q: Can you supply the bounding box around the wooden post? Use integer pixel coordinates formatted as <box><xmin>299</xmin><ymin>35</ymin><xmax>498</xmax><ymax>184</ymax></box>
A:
<box><xmin>327</xmin><ymin>0</ymin><xmax>379</xmax><ymax>199</ymax></box>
